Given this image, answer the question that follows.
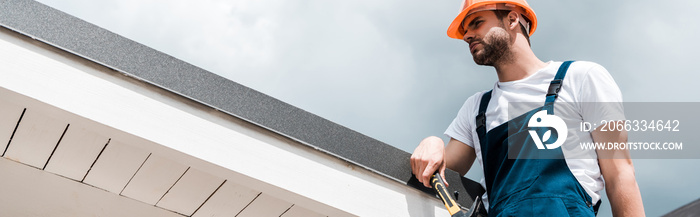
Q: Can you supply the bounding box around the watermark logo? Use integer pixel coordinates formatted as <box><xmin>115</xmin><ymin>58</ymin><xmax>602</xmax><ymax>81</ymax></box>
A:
<box><xmin>509</xmin><ymin>102</ymin><xmax>696</xmax><ymax>159</ymax></box>
<box><xmin>528</xmin><ymin>110</ymin><xmax>567</xmax><ymax>149</ymax></box>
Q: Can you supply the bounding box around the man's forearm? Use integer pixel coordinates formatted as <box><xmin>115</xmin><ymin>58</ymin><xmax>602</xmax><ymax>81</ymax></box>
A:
<box><xmin>604</xmin><ymin>166</ymin><xmax>645</xmax><ymax>216</ymax></box>
<box><xmin>593</xmin><ymin>123</ymin><xmax>645</xmax><ymax>216</ymax></box>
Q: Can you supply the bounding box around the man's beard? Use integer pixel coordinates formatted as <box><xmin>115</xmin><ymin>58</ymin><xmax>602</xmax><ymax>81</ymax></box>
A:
<box><xmin>472</xmin><ymin>28</ymin><xmax>512</xmax><ymax>66</ymax></box>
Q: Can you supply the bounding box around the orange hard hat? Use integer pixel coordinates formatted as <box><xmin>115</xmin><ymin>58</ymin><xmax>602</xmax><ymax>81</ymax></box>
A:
<box><xmin>446</xmin><ymin>0</ymin><xmax>537</xmax><ymax>39</ymax></box>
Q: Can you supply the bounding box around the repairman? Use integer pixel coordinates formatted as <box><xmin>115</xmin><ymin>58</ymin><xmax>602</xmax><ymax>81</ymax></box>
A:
<box><xmin>410</xmin><ymin>0</ymin><xmax>645</xmax><ymax>216</ymax></box>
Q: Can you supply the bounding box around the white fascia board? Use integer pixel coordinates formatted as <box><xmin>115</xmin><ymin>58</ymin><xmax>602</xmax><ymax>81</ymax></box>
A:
<box><xmin>0</xmin><ymin>28</ymin><xmax>447</xmax><ymax>216</ymax></box>
<box><xmin>0</xmin><ymin>158</ymin><xmax>185</xmax><ymax>217</ymax></box>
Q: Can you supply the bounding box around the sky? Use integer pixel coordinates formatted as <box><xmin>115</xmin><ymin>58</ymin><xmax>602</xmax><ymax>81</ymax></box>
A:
<box><xmin>34</xmin><ymin>0</ymin><xmax>700</xmax><ymax>216</ymax></box>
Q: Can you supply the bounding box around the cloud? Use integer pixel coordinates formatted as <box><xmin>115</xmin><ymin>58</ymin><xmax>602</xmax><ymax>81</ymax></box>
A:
<box><xmin>530</xmin><ymin>0</ymin><xmax>700</xmax><ymax>102</ymax></box>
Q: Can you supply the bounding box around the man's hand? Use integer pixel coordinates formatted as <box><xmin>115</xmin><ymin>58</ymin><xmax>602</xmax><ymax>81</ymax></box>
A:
<box><xmin>411</xmin><ymin>136</ymin><xmax>447</xmax><ymax>188</ymax></box>
<box><xmin>411</xmin><ymin>136</ymin><xmax>476</xmax><ymax>188</ymax></box>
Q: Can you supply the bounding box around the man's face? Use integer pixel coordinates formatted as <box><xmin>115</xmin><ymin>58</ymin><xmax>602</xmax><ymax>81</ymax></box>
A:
<box><xmin>461</xmin><ymin>11</ymin><xmax>512</xmax><ymax>66</ymax></box>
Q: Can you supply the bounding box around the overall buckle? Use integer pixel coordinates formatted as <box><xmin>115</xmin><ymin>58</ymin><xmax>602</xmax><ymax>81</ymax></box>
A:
<box><xmin>547</xmin><ymin>79</ymin><xmax>563</xmax><ymax>97</ymax></box>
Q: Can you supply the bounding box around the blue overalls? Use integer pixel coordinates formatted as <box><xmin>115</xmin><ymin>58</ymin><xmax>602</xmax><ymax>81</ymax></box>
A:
<box><xmin>476</xmin><ymin>61</ymin><xmax>600</xmax><ymax>216</ymax></box>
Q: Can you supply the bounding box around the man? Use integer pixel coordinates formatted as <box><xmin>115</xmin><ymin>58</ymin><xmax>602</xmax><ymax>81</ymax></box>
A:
<box><xmin>410</xmin><ymin>0</ymin><xmax>645</xmax><ymax>216</ymax></box>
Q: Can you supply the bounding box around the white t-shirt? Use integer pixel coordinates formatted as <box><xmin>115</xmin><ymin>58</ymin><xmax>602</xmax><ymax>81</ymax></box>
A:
<box><xmin>444</xmin><ymin>61</ymin><xmax>624</xmax><ymax>208</ymax></box>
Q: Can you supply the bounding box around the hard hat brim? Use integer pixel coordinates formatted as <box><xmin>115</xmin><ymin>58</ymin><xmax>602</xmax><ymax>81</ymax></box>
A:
<box><xmin>446</xmin><ymin>1</ymin><xmax>537</xmax><ymax>39</ymax></box>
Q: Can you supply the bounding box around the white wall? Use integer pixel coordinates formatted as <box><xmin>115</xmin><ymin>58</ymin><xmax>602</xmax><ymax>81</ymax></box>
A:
<box><xmin>0</xmin><ymin>26</ymin><xmax>448</xmax><ymax>217</ymax></box>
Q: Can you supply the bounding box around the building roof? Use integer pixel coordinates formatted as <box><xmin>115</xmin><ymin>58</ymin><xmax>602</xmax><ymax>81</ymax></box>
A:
<box><xmin>664</xmin><ymin>198</ymin><xmax>700</xmax><ymax>217</ymax></box>
<box><xmin>0</xmin><ymin>0</ymin><xmax>483</xmax><ymax>210</ymax></box>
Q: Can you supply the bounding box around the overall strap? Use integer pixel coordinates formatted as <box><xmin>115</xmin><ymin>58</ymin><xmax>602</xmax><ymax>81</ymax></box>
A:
<box><xmin>544</xmin><ymin>61</ymin><xmax>575</xmax><ymax>114</ymax></box>
<box><xmin>475</xmin><ymin>90</ymin><xmax>493</xmax><ymax>142</ymax></box>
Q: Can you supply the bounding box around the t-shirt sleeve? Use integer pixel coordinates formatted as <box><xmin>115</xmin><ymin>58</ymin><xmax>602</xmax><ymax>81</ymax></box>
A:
<box><xmin>577</xmin><ymin>62</ymin><xmax>626</xmax><ymax>132</ymax></box>
<box><xmin>444</xmin><ymin>92</ymin><xmax>482</xmax><ymax>147</ymax></box>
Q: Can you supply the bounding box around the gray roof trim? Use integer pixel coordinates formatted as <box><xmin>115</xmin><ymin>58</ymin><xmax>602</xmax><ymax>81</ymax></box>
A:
<box><xmin>664</xmin><ymin>198</ymin><xmax>700</xmax><ymax>217</ymax></box>
<box><xmin>0</xmin><ymin>0</ymin><xmax>483</xmax><ymax>208</ymax></box>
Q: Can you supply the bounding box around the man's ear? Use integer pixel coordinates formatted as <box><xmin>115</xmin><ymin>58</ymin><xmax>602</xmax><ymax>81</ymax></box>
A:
<box><xmin>506</xmin><ymin>11</ymin><xmax>520</xmax><ymax>31</ymax></box>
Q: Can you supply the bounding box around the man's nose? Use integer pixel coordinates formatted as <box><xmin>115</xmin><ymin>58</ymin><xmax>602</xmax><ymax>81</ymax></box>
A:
<box><xmin>463</xmin><ymin>31</ymin><xmax>474</xmax><ymax>44</ymax></box>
